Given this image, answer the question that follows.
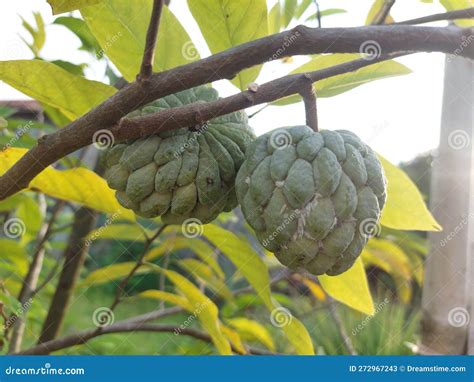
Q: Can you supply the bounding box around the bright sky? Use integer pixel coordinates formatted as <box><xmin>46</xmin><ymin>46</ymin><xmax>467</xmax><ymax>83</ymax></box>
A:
<box><xmin>0</xmin><ymin>0</ymin><xmax>450</xmax><ymax>164</ymax></box>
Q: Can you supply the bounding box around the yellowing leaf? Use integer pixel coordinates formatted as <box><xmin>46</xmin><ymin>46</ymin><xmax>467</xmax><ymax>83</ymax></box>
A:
<box><xmin>87</xmin><ymin>224</ymin><xmax>150</xmax><ymax>242</ymax></box>
<box><xmin>300</xmin><ymin>277</ymin><xmax>326</xmax><ymax>302</ymax></box>
<box><xmin>221</xmin><ymin>325</ymin><xmax>246</xmax><ymax>354</ymax></box>
<box><xmin>319</xmin><ymin>257</ymin><xmax>374</xmax><ymax>315</ymax></box>
<box><xmin>226</xmin><ymin>317</ymin><xmax>275</xmax><ymax>351</ymax></box>
<box><xmin>202</xmin><ymin>224</ymin><xmax>314</xmax><ymax>355</ymax></box>
<box><xmin>0</xmin><ymin>148</ymin><xmax>134</xmax><ymax>220</ymax></box>
<box><xmin>363</xmin><ymin>238</ymin><xmax>412</xmax><ymax>280</ymax></box>
<box><xmin>81</xmin><ymin>262</ymin><xmax>146</xmax><ymax>286</ymax></box>
<box><xmin>365</xmin><ymin>0</ymin><xmax>395</xmax><ymax>24</ymax></box>
<box><xmin>188</xmin><ymin>0</ymin><xmax>268</xmax><ymax>90</ymax></box>
<box><xmin>82</xmin><ymin>2</ymin><xmax>198</xmax><ymax>81</ymax></box>
<box><xmin>148</xmin><ymin>264</ymin><xmax>231</xmax><ymax>355</ymax></box>
<box><xmin>0</xmin><ymin>60</ymin><xmax>116</xmax><ymax>120</ymax></box>
<box><xmin>379</xmin><ymin>155</ymin><xmax>441</xmax><ymax>231</ymax></box>
<box><xmin>47</xmin><ymin>0</ymin><xmax>103</xmax><ymax>14</ymax></box>
<box><xmin>137</xmin><ymin>290</ymin><xmax>193</xmax><ymax>311</ymax></box>
<box><xmin>274</xmin><ymin>54</ymin><xmax>411</xmax><ymax>105</ymax></box>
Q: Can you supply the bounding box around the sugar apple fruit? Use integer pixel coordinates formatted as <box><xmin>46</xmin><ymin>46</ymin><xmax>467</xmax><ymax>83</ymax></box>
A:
<box><xmin>103</xmin><ymin>86</ymin><xmax>255</xmax><ymax>224</ymax></box>
<box><xmin>235</xmin><ymin>126</ymin><xmax>387</xmax><ymax>276</ymax></box>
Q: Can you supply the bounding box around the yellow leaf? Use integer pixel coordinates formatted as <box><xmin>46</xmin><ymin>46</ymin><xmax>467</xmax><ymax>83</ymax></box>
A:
<box><xmin>300</xmin><ymin>278</ymin><xmax>326</xmax><ymax>302</ymax></box>
<box><xmin>365</xmin><ymin>0</ymin><xmax>395</xmax><ymax>24</ymax></box>
<box><xmin>81</xmin><ymin>262</ymin><xmax>146</xmax><ymax>286</ymax></box>
<box><xmin>221</xmin><ymin>325</ymin><xmax>247</xmax><ymax>355</ymax></box>
<box><xmin>0</xmin><ymin>148</ymin><xmax>134</xmax><ymax>220</ymax></box>
<box><xmin>363</xmin><ymin>238</ymin><xmax>412</xmax><ymax>280</ymax></box>
<box><xmin>202</xmin><ymin>224</ymin><xmax>314</xmax><ymax>355</ymax></box>
<box><xmin>226</xmin><ymin>317</ymin><xmax>275</xmax><ymax>351</ymax></box>
<box><xmin>378</xmin><ymin>155</ymin><xmax>441</xmax><ymax>231</ymax></box>
<box><xmin>0</xmin><ymin>60</ymin><xmax>116</xmax><ymax>120</ymax></box>
<box><xmin>137</xmin><ymin>290</ymin><xmax>193</xmax><ymax>311</ymax></box>
<box><xmin>47</xmin><ymin>0</ymin><xmax>103</xmax><ymax>14</ymax></box>
<box><xmin>319</xmin><ymin>257</ymin><xmax>374</xmax><ymax>315</ymax></box>
<box><xmin>148</xmin><ymin>264</ymin><xmax>232</xmax><ymax>355</ymax></box>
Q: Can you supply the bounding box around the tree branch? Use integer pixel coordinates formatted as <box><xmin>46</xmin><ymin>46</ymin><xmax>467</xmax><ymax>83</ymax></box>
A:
<box><xmin>18</xmin><ymin>320</ymin><xmax>273</xmax><ymax>355</ymax></box>
<box><xmin>372</xmin><ymin>0</ymin><xmax>396</xmax><ymax>25</ymax></box>
<box><xmin>299</xmin><ymin>79</ymin><xmax>318</xmax><ymax>132</ymax></box>
<box><xmin>138</xmin><ymin>0</ymin><xmax>165</xmax><ymax>81</ymax></box>
<box><xmin>396</xmin><ymin>7</ymin><xmax>474</xmax><ymax>25</ymax></box>
<box><xmin>0</xmin><ymin>24</ymin><xmax>473</xmax><ymax>200</ymax></box>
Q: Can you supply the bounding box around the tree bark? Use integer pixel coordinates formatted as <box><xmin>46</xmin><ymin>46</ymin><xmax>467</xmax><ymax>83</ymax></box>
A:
<box><xmin>421</xmin><ymin>54</ymin><xmax>473</xmax><ymax>354</ymax></box>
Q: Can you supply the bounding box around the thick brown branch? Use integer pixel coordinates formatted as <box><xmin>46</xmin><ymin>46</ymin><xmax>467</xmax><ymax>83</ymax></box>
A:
<box><xmin>0</xmin><ymin>25</ymin><xmax>473</xmax><ymax>200</ymax></box>
<box><xmin>138</xmin><ymin>0</ymin><xmax>165</xmax><ymax>81</ymax></box>
<box><xmin>18</xmin><ymin>320</ymin><xmax>273</xmax><ymax>356</ymax></box>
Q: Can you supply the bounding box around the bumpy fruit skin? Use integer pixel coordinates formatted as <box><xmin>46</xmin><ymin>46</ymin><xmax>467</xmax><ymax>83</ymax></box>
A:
<box><xmin>235</xmin><ymin>126</ymin><xmax>387</xmax><ymax>276</ymax></box>
<box><xmin>103</xmin><ymin>86</ymin><xmax>254</xmax><ymax>224</ymax></box>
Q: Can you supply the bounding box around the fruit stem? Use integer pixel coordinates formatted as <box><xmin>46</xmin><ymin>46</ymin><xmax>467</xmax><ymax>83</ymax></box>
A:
<box><xmin>299</xmin><ymin>82</ymin><xmax>319</xmax><ymax>132</ymax></box>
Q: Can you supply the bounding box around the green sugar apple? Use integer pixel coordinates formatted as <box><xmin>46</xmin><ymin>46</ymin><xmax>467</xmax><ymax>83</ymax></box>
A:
<box><xmin>235</xmin><ymin>126</ymin><xmax>387</xmax><ymax>276</ymax></box>
<box><xmin>103</xmin><ymin>86</ymin><xmax>255</xmax><ymax>224</ymax></box>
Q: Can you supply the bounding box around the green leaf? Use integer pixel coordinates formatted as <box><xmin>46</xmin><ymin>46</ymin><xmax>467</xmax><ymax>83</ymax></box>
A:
<box><xmin>0</xmin><ymin>60</ymin><xmax>116</xmax><ymax>120</ymax></box>
<box><xmin>53</xmin><ymin>16</ymin><xmax>101</xmax><ymax>54</ymax></box>
<box><xmin>440</xmin><ymin>0</ymin><xmax>474</xmax><ymax>26</ymax></box>
<box><xmin>319</xmin><ymin>257</ymin><xmax>374</xmax><ymax>315</ymax></box>
<box><xmin>283</xmin><ymin>0</ymin><xmax>298</xmax><ymax>27</ymax></box>
<box><xmin>306</xmin><ymin>9</ymin><xmax>347</xmax><ymax>22</ymax></box>
<box><xmin>268</xmin><ymin>3</ymin><xmax>282</xmax><ymax>34</ymax></box>
<box><xmin>378</xmin><ymin>155</ymin><xmax>441</xmax><ymax>231</ymax></box>
<box><xmin>50</xmin><ymin>60</ymin><xmax>87</xmax><ymax>76</ymax></box>
<box><xmin>365</xmin><ymin>0</ymin><xmax>395</xmax><ymax>24</ymax></box>
<box><xmin>226</xmin><ymin>317</ymin><xmax>275</xmax><ymax>351</ymax></box>
<box><xmin>81</xmin><ymin>2</ymin><xmax>199</xmax><ymax>81</ymax></box>
<box><xmin>47</xmin><ymin>0</ymin><xmax>103</xmax><ymax>14</ymax></box>
<box><xmin>274</xmin><ymin>54</ymin><xmax>411</xmax><ymax>105</ymax></box>
<box><xmin>0</xmin><ymin>148</ymin><xmax>134</xmax><ymax>220</ymax></box>
<box><xmin>20</xmin><ymin>12</ymin><xmax>46</xmax><ymax>56</ymax></box>
<box><xmin>16</xmin><ymin>195</ymin><xmax>44</xmax><ymax>241</ymax></box>
<box><xmin>188</xmin><ymin>0</ymin><xmax>268</xmax><ymax>90</ymax></box>
<box><xmin>202</xmin><ymin>224</ymin><xmax>314</xmax><ymax>355</ymax></box>
<box><xmin>0</xmin><ymin>239</ymin><xmax>29</xmax><ymax>277</ymax></box>
<box><xmin>148</xmin><ymin>264</ymin><xmax>232</xmax><ymax>355</ymax></box>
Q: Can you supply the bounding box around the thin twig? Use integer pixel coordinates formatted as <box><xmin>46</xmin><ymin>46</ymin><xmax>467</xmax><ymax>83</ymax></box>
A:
<box><xmin>299</xmin><ymin>79</ymin><xmax>318</xmax><ymax>132</ymax></box>
<box><xmin>138</xmin><ymin>0</ymin><xmax>165</xmax><ymax>81</ymax></box>
<box><xmin>396</xmin><ymin>7</ymin><xmax>474</xmax><ymax>25</ymax></box>
<box><xmin>18</xmin><ymin>321</ymin><xmax>274</xmax><ymax>355</ymax></box>
<box><xmin>328</xmin><ymin>297</ymin><xmax>358</xmax><ymax>355</ymax></box>
<box><xmin>372</xmin><ymin>0</ymin><xmax>396</xmax><ymax>25</ymax></box>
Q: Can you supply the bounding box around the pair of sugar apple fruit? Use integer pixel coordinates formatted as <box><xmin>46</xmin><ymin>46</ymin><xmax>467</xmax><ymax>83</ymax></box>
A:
<box><xmin>103</xmin><ymin>86</ymin><xmax>386</xmax><ymax>276</ymax></box>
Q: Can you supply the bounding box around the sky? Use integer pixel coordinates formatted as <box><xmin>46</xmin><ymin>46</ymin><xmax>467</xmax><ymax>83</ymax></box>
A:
<box><xmin>0</xmin><ymin>0</ymin><xmax>452</xmax><ymax>164</ymax></box>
